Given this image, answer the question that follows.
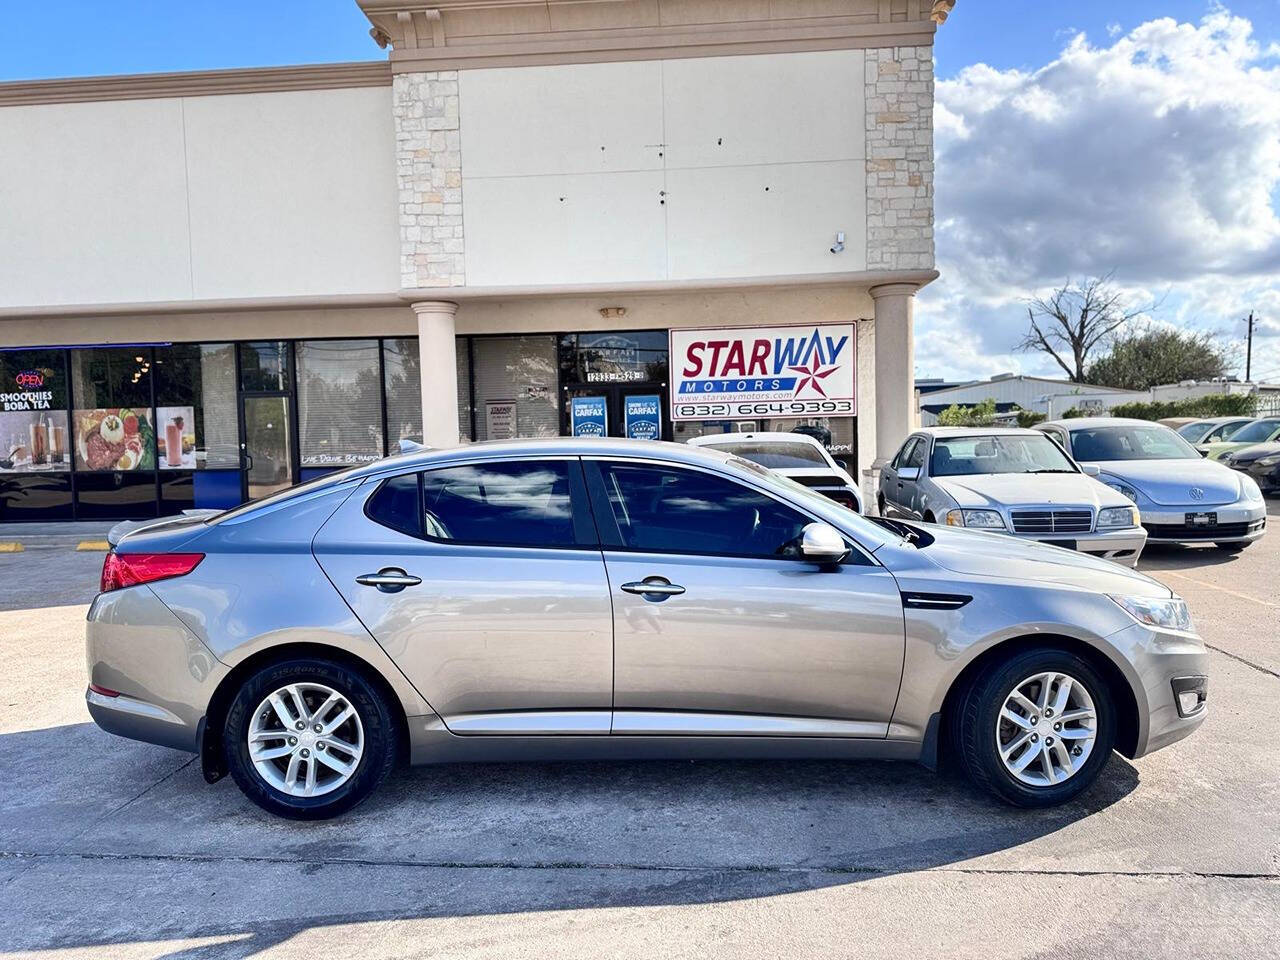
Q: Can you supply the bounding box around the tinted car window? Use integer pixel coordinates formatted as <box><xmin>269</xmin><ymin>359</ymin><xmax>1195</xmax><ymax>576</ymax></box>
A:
<box><xmin>365</xmin><ymin>473</ymin><xmax>423</xmax><ymax>537</ymax></box>
<box><xmin>422</xmin><ymin>461</ymin><xmax>581</xmax><ymax>547</ymax></box>
<box><xmin>707</xmin><ymin>440</ymin><xmax>827</xmax><ymax>469</ymax></box>
<box><xmin>597</xmin><ymin>463</ymin><xmax>810</xmax><ymax>558</ymax></box>
<box><xmin>905</xmin><ymin>438</ymin><xmax>927</xmax><ymax>469</ymax></box>
<box><xmin>1225</xmin><ymin>419</ymin><xmax>1280</xmax><ymax>443</ymax></box>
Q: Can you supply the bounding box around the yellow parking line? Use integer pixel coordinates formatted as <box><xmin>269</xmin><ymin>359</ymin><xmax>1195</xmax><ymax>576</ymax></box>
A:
<box><xmin>0</xmin><ymin>542</ymin><xmax>23</xmax><ymax>553</ymax></box>
<box><xmin>76</xmin><ymin>540</ymin><xmax>111</xmax><ymax>552</ymax></box>
<box><xmin>1158</xmin><ymin>569</ymin><xmax>1278</xmax><ymax>608</ymax></box>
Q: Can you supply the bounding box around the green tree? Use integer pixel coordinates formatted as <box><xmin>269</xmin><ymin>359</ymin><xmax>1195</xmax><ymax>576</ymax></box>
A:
<box><xmin>1086</xmin><ymin>326</ymin><xmax>1230</xmax><ymax>391</ymax></box>
<box><xmin>936</xmin><ymin>397</ymin><xmax>997</xmax><ymax>426</ymax></box>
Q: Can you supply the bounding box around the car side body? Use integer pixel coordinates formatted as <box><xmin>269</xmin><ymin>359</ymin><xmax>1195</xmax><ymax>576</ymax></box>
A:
<box><xmin>877</xmin><ymin>427</ymin><xmax>1147</xmax><ymax>567</ymax></box>
<box><xmin>86</xmin><ymin>438</ymin><xmax>1206</xmax><ymax>815</ymax></box>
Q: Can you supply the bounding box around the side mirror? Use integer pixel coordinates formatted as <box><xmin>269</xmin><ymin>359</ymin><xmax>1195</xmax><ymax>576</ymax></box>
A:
<box><xmin>898</xmin><ymin>466</ymin><xmax>921</xmax><ymax>481</ymax></box>
<box><xmin>1081</xmin><ymin>464</ymin><xmax>1100</xmax><ymax>477</ymax></box>
<box><xmin>800</xmin><ymin>522</ymin><xmax>849</xmax><ymax>565</ymax></box>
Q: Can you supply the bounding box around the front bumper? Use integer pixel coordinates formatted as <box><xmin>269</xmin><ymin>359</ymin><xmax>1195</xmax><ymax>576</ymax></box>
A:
<box><xmin>1106</xmin><ymin>622</ymin><xmax>1208</xmax><ymax>758</ymax></box>
<box><xmin>1226</xmin><ymin>461</ymin><xmax>1280</xmax><ymax>495</ymax></box>
<box><xmin>85</xmin><ymin>586</ymin><xmax>228</xmax><ymax>754</ymax></box>
<box><xmin>1140</xmin><ymin>501</ymin><xmax>1267</xmax><ymax>544</ymax></box>
<box><xmin>1005</xmin><ymin>526</ymin><xmax>1148</xmax><ymax>567</ymax></box>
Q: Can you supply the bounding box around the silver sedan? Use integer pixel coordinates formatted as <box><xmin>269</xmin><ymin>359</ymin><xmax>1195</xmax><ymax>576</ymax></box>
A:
<box><xmin>878</xmin><ymin>427</ymin><xmax>1147</xmax><ymax>566</ymax></box>
<box><xmin>87</xmin><ymin>438</ymin><xmax>1207</xmax><ymax>819</ymax></box>
<box><xmin>1037</xmin><ymin>418</ymin><xmax>1268</xmax><ymax>551</ymax></box>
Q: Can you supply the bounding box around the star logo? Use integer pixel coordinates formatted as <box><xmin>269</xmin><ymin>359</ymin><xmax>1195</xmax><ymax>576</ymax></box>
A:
<box><xmin>788</xmin><ymin>354</ymin><xmax>840</xmax><ymax>398</ymax></box>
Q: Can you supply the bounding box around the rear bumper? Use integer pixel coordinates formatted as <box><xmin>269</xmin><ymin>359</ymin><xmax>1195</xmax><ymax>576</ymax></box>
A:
<box><xmin>85</xmin><ymin>586</ymin><xmax>227</xmax><ymax>753</ymax></box>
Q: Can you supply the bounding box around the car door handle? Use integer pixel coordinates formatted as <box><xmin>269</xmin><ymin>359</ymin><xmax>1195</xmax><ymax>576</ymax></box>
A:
<box><xmin>621</xmin><ymin>577</ymin><xmax>685</xmax><ymax>598</ymax></box>
<box><xmin>356</xmin><ymin>568</ymin><xmax>422</xmax><ymax>592</ymax></box>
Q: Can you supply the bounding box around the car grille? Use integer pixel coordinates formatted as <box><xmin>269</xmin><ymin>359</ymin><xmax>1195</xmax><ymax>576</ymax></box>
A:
<box><xmin>1010</xmin><ymin>510</ymin><xmax>1093</xmax><ymax>534</ymax></box>
<box><xmin>1144</xmin><ymin>521</ymin><xmax>1252</xmax><ymax>541</ymax></box>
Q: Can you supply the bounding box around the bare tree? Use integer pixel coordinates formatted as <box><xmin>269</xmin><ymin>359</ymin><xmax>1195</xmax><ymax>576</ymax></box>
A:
<box><xmin>1017</xmin><ymin>274</ymin><xmax>1153</xmax><ymax>382</ymax></box>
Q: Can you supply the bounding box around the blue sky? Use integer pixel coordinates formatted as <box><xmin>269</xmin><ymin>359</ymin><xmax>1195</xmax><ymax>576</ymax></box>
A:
<box><xmin>1</xmin><ymin>2</ymin><xmax>1277</xmax><ymax>382</ymax></box>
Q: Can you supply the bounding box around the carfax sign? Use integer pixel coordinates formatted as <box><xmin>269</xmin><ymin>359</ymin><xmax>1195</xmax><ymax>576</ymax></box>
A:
<box><xmin>668</xmin><ymin>324</ymin><xmax>856</xmax><ymax>422</ymax></box>
<box><xmin>624</xmin><ymin>394</ymin><xmax>661</xmax><ymax>440</ymax></box>
<box><xmin>570</xmin><ymin>395</ymin><xmax>607</xmax><ymax>436</ymax></box>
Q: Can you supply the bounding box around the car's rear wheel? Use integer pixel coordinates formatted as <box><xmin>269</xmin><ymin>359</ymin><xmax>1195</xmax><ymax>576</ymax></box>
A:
<box><xmin>951</xmin><ymin>648</ymin><xmax>1115</xmax><ymax>807</ymax></box>
<box><xmin>223</xmin><ymin>657</ymin><xmax>399</xmax><ymax>819</ymax></box>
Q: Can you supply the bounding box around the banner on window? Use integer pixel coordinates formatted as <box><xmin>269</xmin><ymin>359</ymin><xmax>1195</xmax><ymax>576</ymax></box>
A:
<box><xmin>624</xmin><ymin>395</ymin><xmax>661</xmax><ymax>440</ymax></box>
<box><xmin>570</xmin><ymin>396</ymin><xmax>607</xmax><ymax>437</ymax></box>
<box><xmin>669</xmin><ymin>324</ymin><xmax>856</xmax><ymax>422</ymax></box>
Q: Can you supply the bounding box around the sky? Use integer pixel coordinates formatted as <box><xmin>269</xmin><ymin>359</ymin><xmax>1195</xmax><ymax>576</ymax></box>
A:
<box><xmin>1</xmin><ymin>2</ymin><xmax>1278</xmax><ymax>384</ymax></box>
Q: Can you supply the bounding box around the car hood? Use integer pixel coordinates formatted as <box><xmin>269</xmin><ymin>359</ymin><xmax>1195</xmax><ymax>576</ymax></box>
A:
<box><xmin>933</xmin><ymin>473</ymin><xmax>1119</xmax><ymax>509</ymax></box>
<box><xmin>1203</xmin><ymin>440</ymin><xmax>1267</xmax><ymax>461</ymax></box>
<box><xmin>1090</xmin><ymin>458</ymin><xmax>1241</xmax><ymax>506</ymax></box>
<box><xmin>918</xmin><ymin>524</ymin><xmax>1172</xmax><ymax>598</ymax></box>
<box><xmin>1224</xmin><ymin>442</ymin><xmax>1280</xmax><ymax>464</ymax></box>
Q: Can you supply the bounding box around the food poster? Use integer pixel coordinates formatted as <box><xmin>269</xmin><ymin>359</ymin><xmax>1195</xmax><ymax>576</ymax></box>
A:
<box><xmin>156</xmin><ymin>406</ymin><xmax>197</xmax><ymax>469</ymax></box>
<box><xmin>74</xmin><ymin>408</ymin><xmax>155</xmax><ymax>471</ymax></box>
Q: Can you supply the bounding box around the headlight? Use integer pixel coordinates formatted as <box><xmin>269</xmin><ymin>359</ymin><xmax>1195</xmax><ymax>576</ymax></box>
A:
<box><xmin>1097</xmin><ymin>505</ymin><xmax>1139</xmax><ymax>528</ymax></box>
<box><xmin>1240</xmin><ymin>475</ymin><xmax>1263</xmax><ymax>502</ymax></box>
<box><xmin>1258</xmin><ymin>454</ymin><xmax>1280</xmax><ymax>468</ymax></box>
<box><xmin>945</xmin><ymin>508</ymin><xmax>1006</xmax><ymax>529</ymax></box>
<box><xmin>1109</xmin><ymin>594</ymin><xmax>1194</xmax><ymax>633</ymax></box>
<box><xmin>1101</xmin><ymin>478</ymin><xmax>1138</xmax><ymax>502</ymax></box>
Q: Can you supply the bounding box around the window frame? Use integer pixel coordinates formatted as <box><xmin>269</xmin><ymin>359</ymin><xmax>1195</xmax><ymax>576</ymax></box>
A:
<box><xmin>582</xmin><ymin>456</ymin><xmax>874</xmax><ymax>565</ymax></box>
<box><xmin>365</xmin><ymin>455</ymin><xmax>599</xmax><ymax>551</ymax></box>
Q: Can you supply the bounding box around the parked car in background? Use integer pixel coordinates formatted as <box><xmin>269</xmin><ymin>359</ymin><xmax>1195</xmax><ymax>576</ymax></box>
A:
<box><xmin>1036</xmin><ymin>418</ymin><xmax>1267</xmax><ymax>551</ymax></box>
<box><xmin>1202</xmin><ymin>417</ymin><xmax>1280</xmax><ymax>462</ymax></box>
<box><xmin>1158</xmin><ymin>417</ymin><xmax>1199</xmax><ymax>430</ymax></box>
<box><xmin>688</xmin><ymin>431</ymin><xmax>863</xmax><ymax>512</ymax></box>
<box><xmin>877</xmin><ymin>427</ymin><xmax>1146</xmax><ymax>566</ymax></box>
<box><xmin>87</xmin><ymin>438</ymin><xmax>1206</xmax><ymax>818</ymax></box>
<box><xmin>1219</xmin><ymin>442</ymin><xmax>1280</xmax><ymax>496</ymax></box>
<box><xmin>1176</xmin><ymin>416</ymin><xmax>1257</xmax><ymax>456</ymax></box>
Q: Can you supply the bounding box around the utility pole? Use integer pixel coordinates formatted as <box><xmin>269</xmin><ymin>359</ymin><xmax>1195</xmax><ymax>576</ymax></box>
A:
<box><xmin>1245</xmin><ymin>311</ymin><xmax>1255</xmax><ymax>382</ymax></box>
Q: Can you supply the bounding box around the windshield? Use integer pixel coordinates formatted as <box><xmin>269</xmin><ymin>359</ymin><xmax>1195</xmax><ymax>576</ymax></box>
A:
<box><xmin>930</xmin><ymin>434</ymin><xmax>1076</xmax><ymax>477</ymax></box>
<box><xmin>707</xmin><ymin>439</ymin><xmax>828</xmax><ymax>469</ymax></box>
<box><xmin>1176</xmin><ymin>422</ymin><xmax>1214</xmax><ymax>442</ymax></box>
<box><xmin>1068</xmin><ymin>424</ymin><xmax>1198</xmax><ymax>461</ymax></box>
<box><xmin>1225</xmin><ymin>419</ymin><xmax>1280</xmax><ymax>443</ymax></box>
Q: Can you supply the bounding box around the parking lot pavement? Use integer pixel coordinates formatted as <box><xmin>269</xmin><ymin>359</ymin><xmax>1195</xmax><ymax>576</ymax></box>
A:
<box><xmin>0</xmin><ymin>504</ymin><xmax>1277</xmax><ymax>959</ymax></box>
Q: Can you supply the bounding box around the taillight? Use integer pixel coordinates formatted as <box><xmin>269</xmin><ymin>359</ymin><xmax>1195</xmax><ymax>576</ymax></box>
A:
<box><xmin>821</xmin><ymin>490</ymin><xmax>858</xmax><ymax>511</ymax></box>
<box><xmin>100</xmin><ymin>552</ymin><xmax>204</xmax><ymax>593</ymax></box>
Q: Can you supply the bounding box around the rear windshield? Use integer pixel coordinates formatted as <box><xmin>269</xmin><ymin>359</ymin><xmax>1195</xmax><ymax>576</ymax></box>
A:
<box><xmin>208</xmin><ymin>464</ymin><xmax>366</xmax><ymax>524</ymax></box>
<box><xmin>1068</xmin><ymin>424</ymin><xmax>1197</xmax><ymax>461</ymax></box>
<box><xmin>706</xmin><ymin>440</ymin><xmax>827</xmax><ymax>469</ymax></box>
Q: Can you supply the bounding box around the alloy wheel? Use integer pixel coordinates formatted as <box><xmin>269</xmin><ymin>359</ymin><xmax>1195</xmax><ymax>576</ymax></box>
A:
<box><xmin>247</xmin><ymin>682</ymin><xmax>365</xmax><ymax>798</ymax></box>
<box><xmin>995</xmin><ymin>671</ymin><xmax>1097</xmax><ymax>787</ymax></box>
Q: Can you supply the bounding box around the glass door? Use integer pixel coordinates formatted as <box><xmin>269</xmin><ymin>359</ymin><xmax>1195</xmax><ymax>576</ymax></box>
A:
<box><xmin>242</xmin><ymin>395</ymin><xmax>293</xmax><ymax>501</ymax></box>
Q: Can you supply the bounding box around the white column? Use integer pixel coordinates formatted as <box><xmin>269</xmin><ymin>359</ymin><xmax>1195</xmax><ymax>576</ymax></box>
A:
<box><xmin>870</xmin><ymin>282</ymin><xmax>917</xmax><ymax>467</ymax></box>
<box><xmin>412</xmin><ymin>300</ymin><xmax>461</xmax><ymax>448</ymax></box>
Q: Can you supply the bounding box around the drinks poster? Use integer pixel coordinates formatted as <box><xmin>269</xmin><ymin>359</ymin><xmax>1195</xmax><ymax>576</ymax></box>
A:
<box><xmin>0</xmin><ymin>410</ymin><xmax>71</xmax><ymax>472</ymax></box>
<box><xmin>156</xmin><ymin>406</ymin><xmax>196</xmax><ymax>469</ymax></box>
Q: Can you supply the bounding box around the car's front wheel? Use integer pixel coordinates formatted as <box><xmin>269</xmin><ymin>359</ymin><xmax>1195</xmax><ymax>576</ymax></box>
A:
<box><xmin>951</xmin><ymin>648</ymin><xmax>1116</xmax><ymax>807</ymax></box>
<box><xmin>223</xmin><ymin>657</ymin><xmax>399</xmax><ymax>819</ymax></box>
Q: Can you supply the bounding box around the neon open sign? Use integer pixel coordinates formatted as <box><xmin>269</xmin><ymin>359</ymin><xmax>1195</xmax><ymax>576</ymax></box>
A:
<box><xmin>15</xmin><ymin>370</ymin><xmax>45</xmax><ymax>390</ymax></box>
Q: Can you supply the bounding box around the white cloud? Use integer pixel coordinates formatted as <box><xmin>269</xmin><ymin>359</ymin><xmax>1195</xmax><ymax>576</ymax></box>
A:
<box><xmin>917</xmin><ymin>10</ymin><xmax>1280</xmax><ymax>382</ymax></box>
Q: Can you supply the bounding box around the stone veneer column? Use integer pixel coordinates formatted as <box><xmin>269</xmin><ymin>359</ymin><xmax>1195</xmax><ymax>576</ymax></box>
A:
<box><xmin>413</xmin><ymin>301</ymin><xmax>461</xmax><ymax>447</ymax></box>
<box><xmin>870</xmin><ymin>283</ymin><xmax>917</xmax><ymax>468</ymax></box>
<box><xmin>864</xmin><ymin>46</ymin><xmax>935</xmax><ymax>271</ymax></box>
<box><xmin>393</xmin><ymin>71</ymin><xmax>465</xmax><ymax>289</ymax></box>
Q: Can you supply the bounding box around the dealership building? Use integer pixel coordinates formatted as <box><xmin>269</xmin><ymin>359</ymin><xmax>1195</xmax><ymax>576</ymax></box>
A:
<box><xmin>0</xmin><ymin>0</ymin><xmax>952</xmax><ymax>522</ymax></box>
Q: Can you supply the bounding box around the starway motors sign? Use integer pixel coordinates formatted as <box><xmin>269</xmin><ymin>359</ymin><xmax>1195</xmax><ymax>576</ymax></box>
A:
<box><xmin>669</xmin><ymin>324</ymin><xmax>856</xmax><ymax>422</ymax></box>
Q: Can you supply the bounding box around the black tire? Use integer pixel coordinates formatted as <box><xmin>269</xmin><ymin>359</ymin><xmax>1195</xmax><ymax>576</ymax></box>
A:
<box><xmin>1215</xmin><ymin>541</ymin><xmax>1249</xmax><ymax>552</ymax></box>
<box><xmin>223</xmin><ymin>657</ymin><xmax>399</xmax><ymax>820</ymax></box>
<box><xmin>950</xmin><ymin>647</ymin><xmax>1116</xmax><ymax>808</ymax></box>
<box><xmin>877</xmin><ymin>494</ymin><xmax>887</xmax><ymax>517</ymax></box>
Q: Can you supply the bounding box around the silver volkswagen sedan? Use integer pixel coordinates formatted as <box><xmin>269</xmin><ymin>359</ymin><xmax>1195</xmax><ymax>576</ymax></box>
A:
<box><xmin>1037</xmin><ymin>418</ymin><xmax>1268</xmax><ymax>551</ymax></box>
<box><xmin>878</xmin><ymin>427</ymin><xmax>1147</xmax><ymax>566</ymax></box>
<box><xmin>87</xmin><ymin>438</ymin><xmax>1207</xmax><ymax>819</ymax></box>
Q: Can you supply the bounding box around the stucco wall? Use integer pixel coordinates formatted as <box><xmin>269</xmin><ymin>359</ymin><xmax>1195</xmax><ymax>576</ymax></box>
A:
<box><xmin>0</xmin><ymin>86</ymin><xmax>400</xmax><ymax>309</ymax></box>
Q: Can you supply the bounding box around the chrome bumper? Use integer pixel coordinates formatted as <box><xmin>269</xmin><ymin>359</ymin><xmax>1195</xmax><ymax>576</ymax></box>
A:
<box><xmin>1012</xmin><ymin>527</ymin><xmax>1147</xmax><ymax>567</ymax></box>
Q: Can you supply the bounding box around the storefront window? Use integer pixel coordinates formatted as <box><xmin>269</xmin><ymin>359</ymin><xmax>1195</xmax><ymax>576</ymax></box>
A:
<box><xmin>472</xmin><ymin>336</ymin><xmax>558</xmax><ymax>441</ymax></box>
<box><xmin>383</xmin><ymin>338</ymin><xmax>422</xmax><ymax>448</ymax></box>
<box><xmin>70</xmin><ymin>348</ymin><xmax>155</xmax><ymax>472</ymax></box>
<box><xmin>0</xmin><ymin>349</ymin><xmax>72</xmax><ymax>521</ymax></box>
<box><xmin>239</xmin><ymin>341</ymin><xmax>290</xmax><ymax>392</ymax></box>
<box><xmin>559</xmin><ymin>331</ymin><xmax>669</xmax><ymax>385</ymax></box>
<box><xmin>154</xmin><ymin>343</ymin><xmax>238</xmax><ymax>469</ymax></box>
<box><xmin>296</xmin><ymin>339</ymin><xmax>383</xmax><ymax>467</ymax></box>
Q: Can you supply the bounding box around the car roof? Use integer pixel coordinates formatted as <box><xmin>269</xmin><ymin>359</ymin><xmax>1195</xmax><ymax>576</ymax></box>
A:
<box><xmin>1039</xmin><ymin>417</ymin><xmax>1171</xmax><ymax>429</ymax></box>
<box><xmin>1188</xmin><ymin>416</ymin><xmax>1254</xmax><ymax>425</ymax></box>
<box><xmin>916</xmin><ymin>426</ymin><xmax>1043</xmax><ymax>437</ymax></box>
<box><xmin>688</xmin><ymin>431</ymin><xmax>824</xmax><ymax>448</ymax></box>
